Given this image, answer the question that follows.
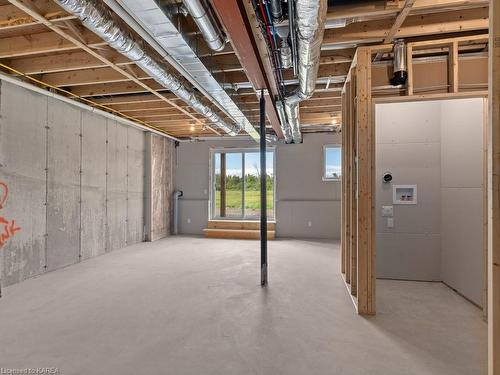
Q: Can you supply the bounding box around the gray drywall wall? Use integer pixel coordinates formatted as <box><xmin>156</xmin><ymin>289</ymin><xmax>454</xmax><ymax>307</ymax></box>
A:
<box><xmin>375</xmin><ymin>98</ymin><xmax>484</xmax><ymax>305</ymax></box>
<box><xmin>175</xmin><ymin>133</ymin><xmax>341</xmax><ymax>238</ymax></box>
<box><xmin>440</xmin><ymin>99</ymin><xmax>484</xmax><ymax>306</ymax></box>
<box><xmin>376</xmin><ymin>101</ymin><xmax>442</xmax><ymax>281</ymax></box>
<box><xmin>276</xmin><ymin>134</ymin><xmax>341</xmax><ymax>239</ymax></box>
<box><xmin>0</xmin><ymin>80</ymin><xmax>148</xmax><ymax>288</ymax></box>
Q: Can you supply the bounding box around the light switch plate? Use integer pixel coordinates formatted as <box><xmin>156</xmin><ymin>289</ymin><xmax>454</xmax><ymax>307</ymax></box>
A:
<box><xmin>387</xmin><ymin>217</ymin><xmax>394</xmax><ymax>228</ymax></box>
<box><xmin>381</xmin><ymin>205</ymin><xmax>394</xmax><ymax>217</ymax></box>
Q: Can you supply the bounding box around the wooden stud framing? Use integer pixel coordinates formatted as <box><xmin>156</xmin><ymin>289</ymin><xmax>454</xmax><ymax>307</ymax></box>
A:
<box><xmin>406</xmin><ymin>43</ymin><xmax>414</xmax><ymax>95</ymax></box>
<box><xmin>341</xmin><ymin>33</ymin><xmax>490</xmax><ymax>317</ymax></box>
<box><xmin>488</xmin><ymin>0</ymin><xmax>500</xmax><ymax>372</ymax></box>
<box><xmin>341</xmin><ymin>89</ymin><xmax>347</xmax><ymax>275</ymax></box>
<box><xmin>354</xmin><ymin>48</ymin><xmax>375</xmax><ymax>314</ymax></box>
<box><xmin>449</xmin><ymin>41</ymin><xmax>459</xmax><ymax>93</ymax></box>
<box><xmin>484</xmin><ymin>97</ymin><xmax>489</xmax><ymax>322</ymax></box>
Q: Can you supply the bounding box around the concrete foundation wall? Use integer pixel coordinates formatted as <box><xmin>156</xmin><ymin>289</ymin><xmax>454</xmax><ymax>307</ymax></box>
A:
<box><xmin>0</xmin><ymin>81</ymin><xmax>148</xmax><ymax>287</ymax></box>
<box><xmin>147</xmin><ymin>134</ymin><xmax>176</xmax><ymax>241</ymax></box>
<box><xmin>175</xmin><ymin>133</ymin><xmax>341</xmax><ymax>239</ymax></box>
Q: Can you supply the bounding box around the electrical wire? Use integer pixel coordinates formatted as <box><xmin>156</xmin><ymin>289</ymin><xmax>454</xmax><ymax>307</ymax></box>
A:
<box><xmin>254</xmin><ymin>0</ymin><xmax>286</xmax><ymax>98</ymax></box>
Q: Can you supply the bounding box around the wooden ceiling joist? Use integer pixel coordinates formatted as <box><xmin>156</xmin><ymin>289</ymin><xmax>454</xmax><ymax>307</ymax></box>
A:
<box><xmin>4</xmin><ymin>49</ymin><xmax>133</xmax><ymax>74</ymax></box>
<box><xmin>0</xmin><ymin>29</ymin><xmax>105</xmax><ymax>58</ymax></box>
<box><xmin>323</xmin><ymin>7</ymin><xmax>489</xmax><ymax>47</ymax></box>
<box><xmin>373</xmin><ymin>0</ymin><xmax>416</xmax><ymax>61</ymax></box>
<box><xmin>41</xmin><ymin>65</ymin><xmax>150</xmax><ymax>87</ymax></box>
<box><xmin>0</xmin><ymin>1</ymin><xmax>74</xmax><ymax>31</ymax></box>
<box><xmin>5</xmin><ymin>0</ymin><xmax>223</xmax><ymax>136</ymax></box>
<box><xmin>328</xmin><ymin>0</ymin><xmax>489</xmax><ymax>21</ymax></box>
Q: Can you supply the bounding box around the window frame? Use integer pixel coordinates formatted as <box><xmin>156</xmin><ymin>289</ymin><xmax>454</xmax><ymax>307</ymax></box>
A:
<box><xmin>209</xmin><ymin>147</ymin><xmax>277</xmax><ymax>221</ymax></box>
<box><xmin>322</xmin><ymin>144</ymin><xmax>342</xmax><ymax>182</ymax></box>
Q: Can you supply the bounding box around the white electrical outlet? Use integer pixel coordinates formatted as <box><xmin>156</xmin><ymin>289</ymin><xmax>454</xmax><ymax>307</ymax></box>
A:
<box><xmin>187</xmin><ymin>218</ymin><xmax>191</xmax><ymax>224</ymax></box>
<box><xmin>308</xmin><ymin>221</ymin><xmax>312</xmax><ymax>227</ymax></box>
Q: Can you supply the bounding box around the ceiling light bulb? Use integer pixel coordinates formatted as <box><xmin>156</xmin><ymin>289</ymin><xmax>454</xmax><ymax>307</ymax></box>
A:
<box><xmin>190</xmin><ymin>125</ymin><xmax>195</xmax><ymax>131</ymax></box>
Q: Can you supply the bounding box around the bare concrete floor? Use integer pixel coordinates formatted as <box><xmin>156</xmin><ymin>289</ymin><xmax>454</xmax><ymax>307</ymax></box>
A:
<box><xmin>0</xmin><ymin>237</ymin><xmax>487</xmax><ymax>375</ymax></box>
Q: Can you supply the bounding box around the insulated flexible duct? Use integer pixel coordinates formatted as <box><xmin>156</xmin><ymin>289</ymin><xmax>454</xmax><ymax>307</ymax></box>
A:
<box><xmin>281</xmin><ymin>0</ymin><xmax>327</xmax><ymax>143</ymax></box>
<box><xmin>182</xmin><ymin>0</ymin><xmax>226</xmax><ymax>52</ymax></box>
<box><xmin>55</xmin><ymin>0</ymin><xmax>240</xmax><ymax>135</ymax></box>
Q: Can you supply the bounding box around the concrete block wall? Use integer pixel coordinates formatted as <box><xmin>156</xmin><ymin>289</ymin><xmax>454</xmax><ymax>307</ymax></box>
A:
<box><xmin>0</xmin><ymin>80</ymin><xmax>156</xmax><ymax>287</ymax></box>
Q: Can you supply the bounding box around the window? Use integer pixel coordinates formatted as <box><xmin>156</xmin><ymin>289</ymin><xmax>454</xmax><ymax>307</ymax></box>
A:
<box><xmin>211</xmin><ymin>149</ymin><xmax>275</xmax><ymax>220</ymax></box>
<box><xmin>323</xmin><ymin>145</ymin><xmax>341</xmax><ymax>181</ymax></box>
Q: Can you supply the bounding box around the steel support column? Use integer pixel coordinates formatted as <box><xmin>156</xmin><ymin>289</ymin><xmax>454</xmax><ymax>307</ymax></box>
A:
<box><xmin>260</xmin><ymin>90</ymin><xmax>268</xmax><ymax>286</ymax></box>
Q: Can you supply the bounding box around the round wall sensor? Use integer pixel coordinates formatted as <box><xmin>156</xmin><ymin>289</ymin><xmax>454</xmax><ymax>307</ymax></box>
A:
<box><xmin>383</xmin><ymin>171</ymin><xmax>393</xmax><ymax>183</ymax></box>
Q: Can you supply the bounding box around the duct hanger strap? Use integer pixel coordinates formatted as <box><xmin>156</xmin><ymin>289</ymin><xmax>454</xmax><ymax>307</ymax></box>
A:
<box><xmin>56</xmin><ymin>0</ymin><xmax>240</xmax><ymax>136</ymax></box>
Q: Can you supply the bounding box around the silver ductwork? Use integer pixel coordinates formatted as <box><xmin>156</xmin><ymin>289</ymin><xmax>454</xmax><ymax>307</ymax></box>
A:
<box><xmin>280</xmin><ymin>40</ymin><xmax>292</xmax><ymax>69</ymax></box>
<box><xmin>275</xmin><ymin>26</ymin><xmax>292</xmax><ymax>69</ymax></box>
<box><xmin>282</xmin><ymin>0</ymin><xmax>328</xmax><ymax>143</ymax></box>
<box><xmin>55</xmin><ymin>0</ymin><xmax>240</xmax><ymax>136</ymax></box>
<box><xmin>276</xmin><ymin>100</ymin><xmax>292</xmax><ymax>143</ymax></box>
<box><xmin>390</xmin><ymin>39</ymin><xmax>408</xmax><ymax>86</ymax></box>
<box><xmin>182</xmin><ymin>0</ymin><xmax>225</xmax><ymax>52</ymax></box>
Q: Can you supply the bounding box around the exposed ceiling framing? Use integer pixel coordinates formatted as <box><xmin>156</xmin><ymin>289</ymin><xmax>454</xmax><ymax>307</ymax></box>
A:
<box><xmin>0</xmin><ymin>0</ymin><xmax>490</xmax><ymax>139</ymax></box>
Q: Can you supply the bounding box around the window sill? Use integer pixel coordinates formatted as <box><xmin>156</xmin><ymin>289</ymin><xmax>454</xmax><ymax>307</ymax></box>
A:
<box><xmin>322</xmin><ymin>178</ymin><xmax>342</xmax><ymax>182</ymax></box>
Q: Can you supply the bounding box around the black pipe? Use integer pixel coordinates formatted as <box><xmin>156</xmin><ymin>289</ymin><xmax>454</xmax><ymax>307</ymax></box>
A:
<box><xmin>260</xmin><ymin>89</ymin><xmax>268</xmax><ymax>287</ymax></box>
<box><xmin>270</xmin><ymin>0</ymin><xmax>283</xmax><ymax>21</ymax></box>
<box><xmin>288</xmin><ymin>0</ymin><xmax>298</xmax><ymax>77</ymax></box>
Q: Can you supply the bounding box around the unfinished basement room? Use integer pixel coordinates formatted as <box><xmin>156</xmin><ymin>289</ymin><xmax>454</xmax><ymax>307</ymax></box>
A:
<box><xmin>0</xmin><ymin>0</ymin><xmax>499</xmax><ymax>374</ymax></box>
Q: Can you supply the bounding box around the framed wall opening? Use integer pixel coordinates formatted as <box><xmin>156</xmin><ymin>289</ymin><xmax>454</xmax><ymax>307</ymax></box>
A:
<box><xmin>340</xmin><ymin>35</ymin><xmax>489</xmax><ymax>315</ymax></box>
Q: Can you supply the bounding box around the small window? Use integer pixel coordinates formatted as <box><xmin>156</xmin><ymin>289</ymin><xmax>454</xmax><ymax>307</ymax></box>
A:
<box><xmin>323</xmin><ymin>145</ymin><xmax>341</xmax><ymax>181</ymax></box>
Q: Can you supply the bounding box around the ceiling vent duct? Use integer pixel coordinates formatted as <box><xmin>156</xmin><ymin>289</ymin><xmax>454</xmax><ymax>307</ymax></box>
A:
<box><xmin>390</xmin><ymin>39</ymin><xmax>408</xmax><ymax>86</ymax></box>
<box><xmin>182</xmin><ymin>0</ymin><xmax>226</xmax><ymax>52</ymax></box>
<box><xmin>281</xmin><ymin>0</ymin><xmax>328</xmax><ymax>143</ymax></box>
<box><xmin>55</xmin><ymin>0</ymin><xmax>242</xmax><ymax>136</ymax></box>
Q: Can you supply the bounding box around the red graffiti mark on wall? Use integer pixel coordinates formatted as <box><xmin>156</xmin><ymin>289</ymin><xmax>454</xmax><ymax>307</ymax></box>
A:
<box><xmin>0</xmin><ymin>182</ymin><xmax>7</xmax><ymax>209</ymax></box>
<box><xmin>0</xmin><ymin>181</ymin><xmax>21</xmax><ymax>248</ymax></box>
